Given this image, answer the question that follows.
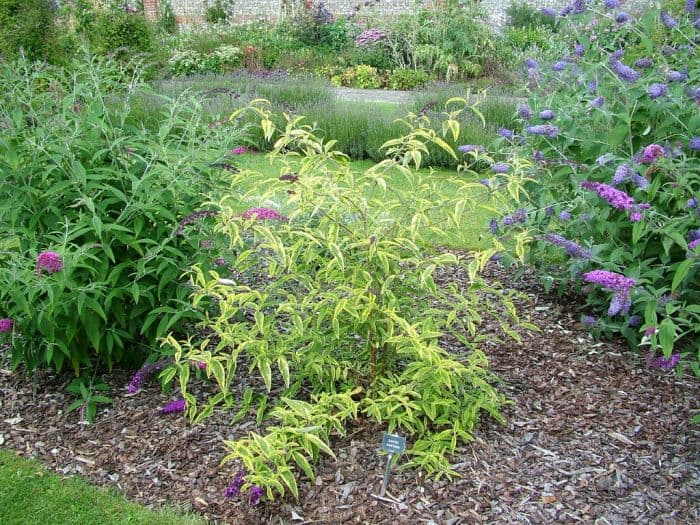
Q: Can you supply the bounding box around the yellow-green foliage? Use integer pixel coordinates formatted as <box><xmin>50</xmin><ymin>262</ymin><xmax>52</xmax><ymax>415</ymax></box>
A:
<box><xmin>162</xmin><ymin>99</ymin><xmax>531</xmax><ymax>501</ymax></box>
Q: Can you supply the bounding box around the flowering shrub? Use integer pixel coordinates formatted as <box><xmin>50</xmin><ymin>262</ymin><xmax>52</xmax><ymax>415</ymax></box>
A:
<box><xmin>161</xmin><ymin>100</ymin><xmax>528</xmax><ymax>502</ymax></box>
<box><xmin>0</xmin><ymin>57</ymin><xmax>241</xmax><ymax>373</ymax></box>
<box><xmin>489</xmin><ymin>2</ymin><xmax>699</xmax><ymax>372</ymax></box>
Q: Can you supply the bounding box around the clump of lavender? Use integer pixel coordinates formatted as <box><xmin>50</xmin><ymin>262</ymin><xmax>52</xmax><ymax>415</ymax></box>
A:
<box><xmin>224</xmin><ymin>469</ymin><xmax>246</xmax><ymax>499</ymax></box>
<box><xmin>552</xmin><ymin>61</ymin><xmax>567</xmax><ymax>71</ymax></box>
<box><xmin>176</xmin><ymin>210</ymin><xmax>219</xmax><ymax>235</ymax></box>
<box><xmin>36</xmin><ymin>251</ymin><xmax>63</xmax><ymax>277</ymax></box>
<box><xmin>488</xmin><ymin>219</ymin><xmax>499</xmax><ymax>234</ymax></box>
<box><xmin>541</xmin><ymin>7</ymin><xmax>557</xmax><ymax>16</ymax></box>
<box><xmin>605</xmin><ymin>0</ymin><xmax>621</xmax><ymax>8</ymax></box>
<box><xmin>689</xmin><ymin>137</ymin><xmax>700</xmax><ymax>151</ymax></box>
<box><xmin>687</xmin><ymin>0</ymin><xmax>697</xmax><ymax>13</ymax></box>
<box><xmin>127</xmin><ymin>358</ymin><xmax>169</xmax><ymax>394</ymax></box>
<box><xmin>525</xmin><ymin>124</ymin><xmax>559</xmax><ymax>138</ymax></box>
<box><xmin>0</xmin><ymin>318</ymin><xmax>13</xmax><ymax>333</ymax></box>
<box><xmin>354</xmin><ymin>28</ymin><xmax>386</xmax><ymax>47</ymax></box>
<box><xmin>160</xmin><ymin>398</ymin><xmax>186</xmax><ymax>415</ymax></box>
<box><xmin>559</xmin><ymin>210</ymin><xmax>571</xmax><ymax>221</ymax></box>
<box><xmin>641</xmin><ymin>144</ymin><xmax>665</xmax><ymax>164</ymax></box>
<box><xmin>241</xmin><ymin>207</ymin><xmax>288</xmax><ymax>221</ymax></box>
<box><xmin>524</xmin><ymin>58</ymin><xmax>539</xmax><ymax>69</ymax></box>
<box><xmin>648</xmin><ymin>83</ymin><xmax>668</xmax><ymax>99</ymax></box>
<box><xmin>542</xmin><ymin>233</ymin><xmax>591</xmax><ymax>259</ymax></box>
<box><xmin>503</xmin><ymin>208</ymin><xmax>527</xmax><ymax>226</ymax></box>
<box><xmin>581</xmin><ymin>181</ymin><xmax>635</xmax><ymax>209</ymax></box>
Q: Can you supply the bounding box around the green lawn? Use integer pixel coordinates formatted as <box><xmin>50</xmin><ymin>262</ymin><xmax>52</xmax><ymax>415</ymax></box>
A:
<box><xmin>0</xmin><ymin>451</ymin><xmax>207</xmax><ymax>525</ymax></box>
<box><xmin>218</xmin><ymin>152</ymin><xmax>493</xmax><ymax>250</ymax></box>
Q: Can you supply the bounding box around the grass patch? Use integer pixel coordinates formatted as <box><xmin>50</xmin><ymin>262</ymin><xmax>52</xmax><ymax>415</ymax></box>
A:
<box><xmin>0</xmin><ymin>450</ymin><xmax>206</xmax><ymax>525</ymax></box>
<box><xmin>216</xmin><ymin>153</ymin><xmax>493</xmax><ymax>249</ymax></box>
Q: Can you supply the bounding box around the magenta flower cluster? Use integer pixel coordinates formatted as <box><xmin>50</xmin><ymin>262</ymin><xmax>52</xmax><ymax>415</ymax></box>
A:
<box><xmin>36</xmin><ymin>251</ymin><xmax>62</xmax><ymax>277</ymax></box>
<box><xmin>0</xmin><ymin>318</ymin><xmax>13</xmax><ymax>333</ymax></box>
<box><xmin>649</xmin><ymin>353</ymin><xmax>681</xmax><ymax>369</ymax></box>
<box><xmin>581</xmin><ymin>181</ymin><xmax>635</xmax><ymax>210</ymax></box>
<box><xmin>354</xmin><ymin>28</ymin><xmax>386</xmax><ymax>47</ymax></box>
<box><xmin>583</xmin><ymin>270</ymin><xmax>636</xmax><ymax>317</ymax></box>
<box><xmin>641</xmin><ymin>144</ymin><xmax>665</xmax><ymax>164</ymax></box>
<box><xmin>241</xmin><ymin>207</ymin><xmax>288</xmax><ymax>221</ymax></box>
<box><xmin>223</xmin><ymin>469</ymin><xmax>263</xmax><ymax>506</ymax></box>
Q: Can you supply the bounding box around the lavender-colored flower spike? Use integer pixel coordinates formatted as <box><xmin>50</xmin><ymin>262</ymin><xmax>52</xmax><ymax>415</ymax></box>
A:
<box><xmin>590</xmin><ymin>96</ymin><xmax>605</xmax><ymax>108</ymax></box>
<box><xmin>690</xmin><ymin>137</ymin><xmax>700</xmax><ymax>151</ymax></box>
<box><xmin>539</xmin><ymin>109</ymin><xmax>556</xmax><ymax>121</ymax></box>
<box><xmin>641</xmin><ymin>144</ymin><xmax>665</xmax><ymax>164</ymax></box>
<box><xmin>605</xmin><ymin>0</ymin><xmax>621</xmax><ymax>8</ymax></box>
<box><xmin>160</xmin><ymin>398</ymin><xmax>186</xmax><ymax>415</ymax></box>
<box><xmin>552</xmin><ymin>61</ymin><xmax>567</xmax><ymax>71</ymax></box>
<box><xmin>525</xmin><ymin>125</ymin><xmax>559</xmax><ymax>138</ymax></box>
<box><xmin>491</xmin><ymin>163</ymin><xmax>510</xmax><ymax>174</ymax></box>
<box><xmin>497</xmin><ymin>128</ymin><xmax>515</xmax><ymax>140</ymax></box>
<box><xmin>615</xmin><ymin>12</ymin><xmax>630</xmax><ymax>23</ymax></box>
<box><xmin>648</xmin><ymin>83</ymin><xmax>668</xmax><ymax>99</ymax></box>
<box><xmin>542</xmin><ymin>233</ymin><xmax>591</xmax><ymax>259</ymax></box>
<box><xmin>127</xmin><ymin>358</ymin><xmax>169</xmax><ymax>394</ymax></box>
<box><xmin>612</xmin><ymin>163</ymin><xmax>633</xmax><ymax>185</ymax></box>
<box><xmin>518</xmin><ymin>104</ymin><xmax>533</xmax><ymax>119</ymax></box>
<box><xmin>581</xmin><ymin>181</ymin><xmax>635</xmax><ymax>209</ymax></box>
<box><xmin>224</xmin><ymin>469</ymin><xmax>246</xmax><ymax>499</ymax></box>
<box><xmin>608</xmin><ymin>292</ymin><xmax>632</xmax><ymax>316</ymax></box>
<box><xmin>610</xmin><ymin>59</ymin><xmax>639</xmax><ymax>82</ymax></box>
<box><xmin>660</xmin><ymin>11</ymin><xmax>678</xmax><ymax>28</ymax></box>
<box><xmin>248</xmin><ymin>486</ymin><xmax>264</xmax><ymax>506</ymax></box>
<box><xmin>541</xmin><ymin>7</ymin><xmax>557</xmax><ymax>16</ymax></box>
<box><xmin>583</xmin><ymin>270</ymin><xmax>636</xmax><ymax>292</ymax></box>
<box><xmin>582</xmin><ymin>315</ymin><xmax>597</xmax><ymax>326</ymax></box>
<box><xmin>635</xmin><ymin>58</ymin><xmax>653</xmax><ymax>68</ymax></box>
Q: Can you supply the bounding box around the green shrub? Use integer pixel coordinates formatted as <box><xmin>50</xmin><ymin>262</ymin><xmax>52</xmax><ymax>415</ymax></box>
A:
<box><xmin>158</xmin><ymin>0</ymin><xmax>177</xmax><ymax>34</ymax></box>
<box><xmin>0</xmin><ymin>0</ymin><xmax>58</xmax><ymax>63</ymax></box>
<box><xmin>503</xmin><ymin>25</ymin><xmax>554</xmax><ymax>52</ymax></box>
<box><xmin>90</xmin><ymin>7</ymin><xmax>154</xmax><ymax>54</ymax></box>
<box><xmin>163</xmin><ymin>100</ymin><xmax>525</xmax><ymax>501</ymax></box>
<box><xmin>0</xmin><ymin>57</ymin><xmax>245</xmax><ymax>373</ymax></box>
<box><xmin>204</xmin><ymin>0</ymin><xmax>228</xmax><ymax>24</ymax></box>
<box><xmin>506</xmin><ymin>1</ymin><xmax>556</xmax><ymax>29</ymax></box>
<box><xmin>387</xmin><ymin>68</ymin><xmax>430</xmax><ymax>90</ymax></box>
<box><xmin>338</xmin><ymin>64</ymin><xmax>382</xmax><ymax>88</ymax></box>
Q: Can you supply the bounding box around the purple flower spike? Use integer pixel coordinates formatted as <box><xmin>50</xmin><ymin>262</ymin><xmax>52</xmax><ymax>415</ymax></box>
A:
<box><xmin>559</xmin><ymin>210</ymin><xmax>571</xmax><ymax>221</ymax></box>
<box><xmin>605</xmin><ymin>0</ymin><xmax>621</xmax><ymax>8</ymax></box>
<box><xmin>525</xmin><ymin>124</ymin><xmax>559</xmax><ymax>138</ymax></box>
<box><xmin>552</xmin><ymin>61</ymin><xmax>567</xmax><ymax>71</ymax></box>
<box><xmin>542</xmin><ymin>233</ymin><xmax>591</xmax><ymax>259</ymax></box>
<box><xmin>628</xmin><ymin>315</ymin><xmax>641</xmax><ymax>327</ymax></box>
<box><xmin>650</xmin><ymin>354</ymin><xmax>681</xmax><ymax>369</ymax></box>
<box><xmin>497</xmin><ymin>128</ymin><xmax>515</xmax><ymax>140</ymax></box>
<box><xmin>689</xmin><ymin>137</ymin><xmax>700</xmax><ymax>151</ymax></box>
<box><xmin>160</xmin><ymin>398</ymin><xmax>186</xmax><ymax>415</ymax></box>
<box><xmin>127</xmin><ymin>359</ymin><xmax>169</xmax><ymax>394</ymax></box>
<box><xmin>539</xmin><ymin>109</ymin><xmax>556</xmax><ymax>121</ymax></box>
<box><xmin>689</xmin><ymin>239</ymin><xmax>700</xmax><ymax>251</ymax></box>
<box><xmin>648</xmin><ymin>83</ymin><xmax>668</xmax><ymax>99</ymax></box>
<box><xmin>590</xmin><ymin>96</ymin><xmax>605</xmax><ymax>108</ymax></box>
<box><xmin>227</xmin><ymin>146</ymin><xmax>249</xmax><ymax>155</ymax></box>
<box><xmin>241</xmin><ymin>207</ymin><xmax>288</xmax><ymax>221</ymax></box>
<box><xmin>615</xmin><ymin>12</ymin><xmax>630</xmax><ymax>23</ymax></box>
<box><xmin>635</xmin><ymin>58</ymin><xmax>653</xmax><ymax>68</ymax></box>
<box><xmin>610</xmin><ymin>59</ymin><xmax>639</xmax><ymax>82</ymax></box>
<box><xmin>541</xmin><ymin>7</ymin><xmax>557</xmax><ymax>16</ymax></box>
<box><xmin>583</xmin><ymin>270</ymin><xmax>636</xmax><ymax>292</ymax></box>
<box><xmin>458</xmin><ymin>144</ymin><xmax>482</xmax><ymax>154</ymax></box>
<box><xmin>581</xmin><ymin>181</ymin><xmax>635</xmax><ymax>209</ymax></box>
<box><xmin>36</xmin><ymin>251</ymin><xmax>63</xmax><ymax>277</ymax></box>
<box><xmin>224</xmin><ymin>469</ymin><xmax>246</xmax><ymax>499</ymax></box>
<box><xmin>248</xmin><ymin>486</ymin><xmax>264</xmax><ymax>506</ymax></box>
<box><xmin>582</xmin><ymin>315</ymin><xmax>597</xmax><ymax>326</ymax></box>
<box><xmin>524</xmin><ymin>58</ymin><xmax>539</xmax><ymax>69</ymax></box>
<box><xmin>641</xmin><ymin>144</ymin><xmax>665</xmax><ymax>164</ymax></box>
<box><xmin>660</xmin><ymin>11</ymin><xmax>678</xmax><ymax>28</ymax></box>
<box><xmin>608</xmin><ymin>292</ymin><xmax>632</xmax><ymax>316</ymax></box>
<box><xmin>491</xmin><ymin>163</ymin><xmax>510</xmax><ymax>174</ymax></box>
<box><xmin>518</xmin><ymin>104</ymin><xmax>533</xmax><ymax>119</ymax></box>
<box><xmin>0</xmin><ymin>318</ymin><xmax>13</xmax><ymax>333</ymax></box>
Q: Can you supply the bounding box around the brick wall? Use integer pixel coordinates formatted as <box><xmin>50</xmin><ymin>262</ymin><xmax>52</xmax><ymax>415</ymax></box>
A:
<box><xmin>143</xmin><ymin>0</ymin><xmax>159</xmax><ymax>20</ymax></box>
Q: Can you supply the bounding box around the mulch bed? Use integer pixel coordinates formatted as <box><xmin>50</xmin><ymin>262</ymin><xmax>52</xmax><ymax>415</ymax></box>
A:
<box><xmin>0</xmin><ymin>263</ymin><xmax>697</xmax><ymax>524</ymax></box>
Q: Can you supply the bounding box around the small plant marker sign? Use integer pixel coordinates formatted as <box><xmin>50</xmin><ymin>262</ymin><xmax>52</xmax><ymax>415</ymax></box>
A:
<box><xmin>378</xmin><ymin>432</ymin><xmax>406</xmax><ymax>497</ymax></box>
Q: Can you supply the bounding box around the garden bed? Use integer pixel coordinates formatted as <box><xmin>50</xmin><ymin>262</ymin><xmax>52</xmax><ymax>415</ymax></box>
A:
<box><xmin>1</xmin><ymin>263</ymin><xmax>697</xmax><ymax>524</ymax></box>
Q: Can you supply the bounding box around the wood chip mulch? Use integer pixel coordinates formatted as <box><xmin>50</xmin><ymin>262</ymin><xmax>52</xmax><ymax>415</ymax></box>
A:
<box><xmin>0</xmin><ymin>263</ymin><xmax>697</xmax><ymax>524</ymax></box>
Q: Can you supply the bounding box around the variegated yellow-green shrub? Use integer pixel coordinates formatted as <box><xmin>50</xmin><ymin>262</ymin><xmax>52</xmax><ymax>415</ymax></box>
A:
<box><xmin>161</xmin><ymin>99</ymin><xmax>533</xmax><ymax>502</ymax></box>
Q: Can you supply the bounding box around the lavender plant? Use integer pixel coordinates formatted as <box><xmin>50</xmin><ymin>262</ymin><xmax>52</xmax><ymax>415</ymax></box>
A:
<box><xmin>488</xmin><ymin>1</ymin><xmax>699</xmax><ymax>372</ymax></box>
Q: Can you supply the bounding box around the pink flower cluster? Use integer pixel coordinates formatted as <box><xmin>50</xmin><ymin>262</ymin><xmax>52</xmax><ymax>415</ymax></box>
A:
<box><xmin>641</xmin><ymin>144</ymin><xmax>665</xmax><ymax>164</ymax></box>
<box><xmin>227</xmin><ymin>146</ymin><xmax>250</xmax><ymax>155</ymax></box>
<box><xmin>36</xmin><ymin>251</ymin><xmax>63</xmax><ymax>277</ymax></box>
<box><xmin>241</xmin><ymin>207</ymin><xmax>288</xmax><ymax>221</ymax></box>
<box><xmin>0</xmin><ymin>318</ymin><xmax>13</xmax><ymax>333</ymax></box>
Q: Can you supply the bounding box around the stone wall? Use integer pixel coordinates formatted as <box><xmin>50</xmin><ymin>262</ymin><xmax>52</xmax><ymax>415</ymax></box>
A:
<box><xmin>151</xmin><ymin>0</ymin><xmax>656</xmax><ymax>28</ymax></box>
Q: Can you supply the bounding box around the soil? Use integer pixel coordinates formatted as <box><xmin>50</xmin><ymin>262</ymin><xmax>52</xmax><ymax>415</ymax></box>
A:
<box><xmin>0</xmin><ymin>263</ymin><xmax>697</xmax><ymax>525</ymax></box>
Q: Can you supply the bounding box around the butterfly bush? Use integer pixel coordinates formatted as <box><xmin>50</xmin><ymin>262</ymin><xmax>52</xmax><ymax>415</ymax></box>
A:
<box><xmin>489</xmin><ymin>1</ymin><xmax>699</xmax><ymax>370</ymax></box>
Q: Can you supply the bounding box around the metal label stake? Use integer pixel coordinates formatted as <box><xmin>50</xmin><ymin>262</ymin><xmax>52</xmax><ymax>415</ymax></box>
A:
<box><xmin>379</xmin><ymin>432</ymin><xmax>406</xmax><ymax>497</ymax></box>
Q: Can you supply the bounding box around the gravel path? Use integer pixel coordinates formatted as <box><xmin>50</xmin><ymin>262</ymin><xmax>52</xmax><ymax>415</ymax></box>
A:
<box><xmin>0</xmin><ymin>262</ymin><xmax>697</xmax><ymax>524</ymax></box>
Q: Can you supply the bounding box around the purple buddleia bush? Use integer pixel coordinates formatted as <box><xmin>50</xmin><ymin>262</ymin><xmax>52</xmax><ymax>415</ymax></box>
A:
<box><xmin>487</xmin><ymin>1</ymin><xmax>699</xmax><ymax>369</ymax></box>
